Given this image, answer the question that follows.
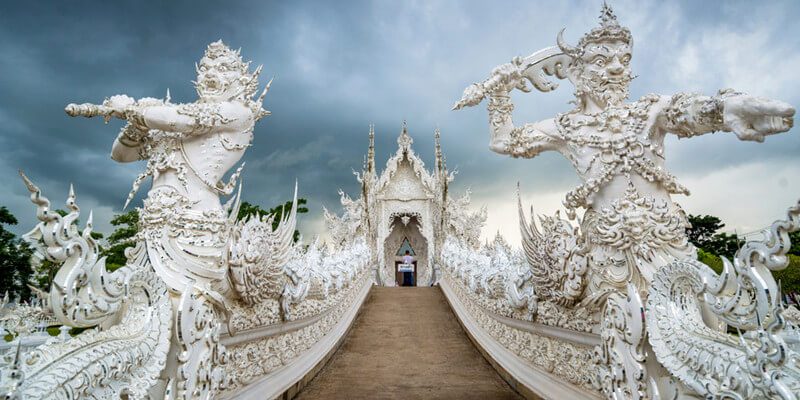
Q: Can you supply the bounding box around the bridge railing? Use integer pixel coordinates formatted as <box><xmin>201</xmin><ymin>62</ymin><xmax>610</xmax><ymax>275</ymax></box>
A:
<box><xmin>439</xmin><ymin>197</ymin><xmax>800</xmax><ymax>400</ymax></box>
<box><xmin>219</xmin><ymin>240</ymin><xmax>373</xmax><ymax>399</ymax></box>
<box><xmin>438</xmin><ymin>236</ymin><xmax>603</xmax><ymax>399</ymax></box>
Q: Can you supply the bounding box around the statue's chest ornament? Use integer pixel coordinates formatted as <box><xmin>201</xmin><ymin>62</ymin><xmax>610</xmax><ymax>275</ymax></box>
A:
<box><xmin>555</xmin><ymin>99</ymin><xmax>689</xmax><ymax>212</ymax></box>
<box><xmin>124</xmin><ymin>104</ymin><xmax>253</xmax><ymax>204</ymax></box>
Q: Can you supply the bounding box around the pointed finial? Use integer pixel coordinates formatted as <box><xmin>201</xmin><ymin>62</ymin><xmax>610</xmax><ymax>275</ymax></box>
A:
<box><xmin>165</xmin><ymin>88</ymin><xmax>171</xmax><ymax>104</ymax></box>
<box><xmin>600</xmin><ymin>1</ymin><xmax>618</xmax><ymax>27</ymax></box>
<box><xmin>18</xmin><ymin>170</ymin><xmax>38</xmax><ymax>194</ymax></box>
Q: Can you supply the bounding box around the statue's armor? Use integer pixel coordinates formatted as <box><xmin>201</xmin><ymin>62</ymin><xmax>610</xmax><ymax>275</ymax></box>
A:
<box><xmin>503</xmin><ymin>94</ymin><xmax>696</xmax><ymax>297</ymax></box>
<box><xmin>131</xmin><ymin>101</ymin><xmax>254</xmax><ymax>294</ymax></box>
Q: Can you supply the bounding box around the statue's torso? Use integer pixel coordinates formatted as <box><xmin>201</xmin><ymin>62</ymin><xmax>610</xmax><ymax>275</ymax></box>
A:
<box><xmin>544</xmin><ymin>96</ymin><xmax>695</xmax><ymax>289</ymax></box>
<box><xmin>144</xmin><ymin>101</ymin><xmax>254</xmax><ymax>213</ymax></box>
<box><xmin>552</xmin><ymin>95</ymin><xmax>689</xmax><ymax>213</ymax></box>
<box><xmin>135</xmin><ymin>102</ymin><xmax>254</xmax><ymax>293</ymax></box>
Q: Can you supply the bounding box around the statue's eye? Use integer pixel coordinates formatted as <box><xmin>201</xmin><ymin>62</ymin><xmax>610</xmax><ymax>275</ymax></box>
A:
<box><xmin>593</xmin><ymin>57</ymin><xmax>605</xmax><ymax>67</ymax></box>
<box><xmin>621</xmin><ymin>55</ymin><xmax>631</xmax><ymax>65</ymax></box>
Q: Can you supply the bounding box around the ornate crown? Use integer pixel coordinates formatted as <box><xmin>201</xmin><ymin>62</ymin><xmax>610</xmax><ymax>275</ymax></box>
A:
<box><xmin>557</xmin><ymin>3</ymin><xmax>632</xmax><ymax>60</ymax></box>
<box><xmin>196</xmin><ymin>40</ymin><xmax>263</xmax><ymax>100</ymax></box>
<box><xmin>199</xmin><ymin>40</ymin><xmax>250</xmax><ymax>74</ymax></box>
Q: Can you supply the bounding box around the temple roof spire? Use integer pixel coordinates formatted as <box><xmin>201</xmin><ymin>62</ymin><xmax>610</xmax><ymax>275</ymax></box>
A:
<box><xmin>367</xmin><ymin>123</ymin><xmax>375</xmax><ymax>174</ymax></box>
<box><xmin>434</xmin><ymin>124</ymin><xmax>443</xmax><ymax>173</ymax></box>
<box><xmin>397</xmin><ymin>120</ymin><xmax>413</xmax><ymax>151</ymax></box>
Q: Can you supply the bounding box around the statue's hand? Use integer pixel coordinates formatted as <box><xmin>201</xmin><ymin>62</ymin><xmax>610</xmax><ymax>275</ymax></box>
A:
<box><xmin>103</xmin><ymin>94</ymin><xmax>136</xmax><ymax>116</ymax></box>
<box><xmin>453</xmin><ymin>56</ymin><xmax>529</xmax><ymax>110</ymax></box>
<box><xmin>724</xmin><ymin>95</ymin><xmax>795</xmax><ymax>142</ymax></box>
<box><xmin>488</xmin><ymin>57</ymin><xmax>528</xmax><ymax>94</ymax></box>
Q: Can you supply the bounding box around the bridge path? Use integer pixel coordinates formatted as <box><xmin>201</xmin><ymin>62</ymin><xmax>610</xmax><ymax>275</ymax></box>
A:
<box><xmin>295</xmin><ymin>286</ymin><xmax>521</xmax><ymax>399</ymax></box>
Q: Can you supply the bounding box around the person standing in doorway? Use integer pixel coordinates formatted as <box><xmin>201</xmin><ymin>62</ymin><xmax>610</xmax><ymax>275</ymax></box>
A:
<box><xmin>402</xmin><ymin>250</ymin><xmax>414</xmax><ymax>286</ymax></box>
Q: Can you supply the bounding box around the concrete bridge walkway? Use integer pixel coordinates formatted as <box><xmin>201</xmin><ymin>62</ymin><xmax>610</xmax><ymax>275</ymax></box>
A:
<box><xmin>295</xmin><ymin>286</ymin><xmax>521</xmax><ymax>399</ymax></box>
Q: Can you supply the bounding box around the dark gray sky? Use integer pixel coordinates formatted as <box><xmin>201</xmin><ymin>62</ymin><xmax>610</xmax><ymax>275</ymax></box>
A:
<box><xmin>1</xmin><ymin>0</ymin><xmax>799</xmax><ymax>244</ymax></box>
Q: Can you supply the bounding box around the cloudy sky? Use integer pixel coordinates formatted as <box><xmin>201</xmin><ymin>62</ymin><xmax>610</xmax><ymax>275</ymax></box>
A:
<box><xmin>1</xmin><ymin>0</ymin><xmax>799</xmax><ymax>246</ymax></box>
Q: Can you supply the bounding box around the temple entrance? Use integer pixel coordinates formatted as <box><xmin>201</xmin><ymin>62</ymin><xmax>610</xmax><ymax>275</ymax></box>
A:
<box><xmin>384</xmin><ymin>215</ymin><xmax>427</xmax><ymax>287</ymax></box>
<box><xmin>394</xmin><ymin>237</ymin><xmax>418</xmax><ymax>286</ymax></box>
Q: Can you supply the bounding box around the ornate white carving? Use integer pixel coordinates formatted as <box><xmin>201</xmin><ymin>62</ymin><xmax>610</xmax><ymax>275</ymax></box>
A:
<box><xmin>229</xmin><ymin>185</ymin><xmax>298</xmax><ymax>308</ymax></box>
<box><xmin>454</xmin><ymin>4</ymin><xmax>796</xmax><ymax>400</ymax></box>
<box><xmin>346</xmin><ymin>122</ymin><xmax>459</xmax><ymax>287</ymax></box>
<box><xmin>1</xmin><ymin>178</ymin><xmax>172</xmax><ymax>399</ymax></box>
<box><xmin>646</xmin><ymin>201</ymin><xmax>800</xmax><ymax>399</ymax></box>
<box><xmin>518</xmin><ymin>191</ymin><xmax>588</xmax><ymax>307</ymax></box>
<box><xmin>0</xmin><ymin>41</ymin><xmax>375</xmax><ymax>400</ymax></box>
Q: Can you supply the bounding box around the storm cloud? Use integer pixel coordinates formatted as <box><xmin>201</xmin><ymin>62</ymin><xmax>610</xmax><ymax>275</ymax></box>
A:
<box><xmin>1</xmin><ymin>0</ymin><xmax>799</xmax><ymax>246</ymax></box>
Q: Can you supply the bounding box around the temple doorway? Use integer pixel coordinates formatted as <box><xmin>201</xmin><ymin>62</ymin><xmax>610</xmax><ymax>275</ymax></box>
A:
<box><xmin>383</xmin><ymin>215</ymin><xmax>427</xmax><ymax>287</ymax></box>
<box><xmin>394</xmin><ymin>238</ymin><xmax>417</xmax><ymax>286</ymax></box>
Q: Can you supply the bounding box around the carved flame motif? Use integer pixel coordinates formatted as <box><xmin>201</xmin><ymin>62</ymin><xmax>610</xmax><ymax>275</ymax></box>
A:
<box><xmin>518</xmin><ymin>191</ymin><xmax>588</xmax><ymax>307</ymax></box>
<box><xmin>228</xmin><ymin>184</ymin><xmax>299</xmax><ymax>306</ymax></box>
<box><xmin>646</xmin><ymin>200</ymin><xmax>800</xmax><ymax>399</ymax></box>
<box><xmin>2</xmin><ymin>174</ymin><xmax>172</xmax><ymax>399</ymax></box>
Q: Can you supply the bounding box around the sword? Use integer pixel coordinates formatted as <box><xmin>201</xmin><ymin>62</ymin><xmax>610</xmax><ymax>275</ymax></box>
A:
<box><xmin>452</xmin><ymin>46</ymin><xmax>571</xmax><ymax>110</ymax></box>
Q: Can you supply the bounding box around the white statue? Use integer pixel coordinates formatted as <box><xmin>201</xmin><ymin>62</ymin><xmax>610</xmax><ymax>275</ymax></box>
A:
<box><xmin>455</xmin><ymin>4</ymin><xmax>794</xmax><ymax>301</ymax></box>
<box><xmin>455</xmin><ymin>5</ymin><xmax>799</xmax><ymax>399</ymax></box>
<box><xmin>1</xmin><ymin>41</ymin><xmax>302</xmax><ymax>400</ymax></box>
<box><xmin>66</xmin><ymin>40</ymin><xmax>275</xmax><ymax>295</ymax></box>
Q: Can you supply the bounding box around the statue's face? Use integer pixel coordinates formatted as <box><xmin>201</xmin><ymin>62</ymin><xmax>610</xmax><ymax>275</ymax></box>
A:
<box><xmin>196</xmin><ymin>54</ymin><xmax>245</xmax><ymax>102</ymax></box>
<box><xmin>576</xmin><ymin>40</ymin><xmax>632</xmax><ymax>106</ymax></box>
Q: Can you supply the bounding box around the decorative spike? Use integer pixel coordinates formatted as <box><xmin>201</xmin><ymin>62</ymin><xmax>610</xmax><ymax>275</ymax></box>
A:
<box><xmin>18</xmin><ymin>170</ymin><xmax>38</xmax><ymax>194</ymax></box>
<box><xmin>257</xmin><ymin>76</ymin><xmax>274</xmax><ymax>104</ymax></box>
<box><xmin>165</xmin><ymin>88</ymin><xmax>171</xmax><ymax>104</ymax></box>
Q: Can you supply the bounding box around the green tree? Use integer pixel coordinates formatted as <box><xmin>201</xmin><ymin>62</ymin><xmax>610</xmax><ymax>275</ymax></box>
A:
<box><xmin>686</xmin><ymin>215</ymin><xmax>725</xmax><ymax>251</ymax></box>
<box><xmin>686</xmin><ymin>214</ymin><xmax>740</xmax><ymax>259</ymax></box>
<box><xmin>236</xmin><ymin>199</ymin><xmax>308</xmax><ymax>242</ymax></box>
<box><xmin>101</xmin><ymin>210</ymin><xmax>139</xmax><ymax>271</ymax></box>
<box><xmin>789</xmin><ymin>231</ymin><xmax>800</xmax><ymax>257</ymax></box>
<box><xmin>0</xmin><ymin>206</ymin><xmax>34</xmax><ymax>301</ymax></box>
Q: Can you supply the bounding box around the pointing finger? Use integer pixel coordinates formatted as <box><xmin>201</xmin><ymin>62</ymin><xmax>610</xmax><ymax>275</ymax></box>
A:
<box><xmin>753</xmin><ymin>98</ymin><xmax>795</xmax><ymax>117</ymax></box>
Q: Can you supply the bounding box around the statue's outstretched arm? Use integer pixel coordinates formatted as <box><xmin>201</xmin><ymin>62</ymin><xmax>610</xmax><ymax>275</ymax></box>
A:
<box><xmin>101</xmin><ymin>95</ymin><xmax>248</xmax><ymax>137</ymax></box>
<box><xmin>110</xmin><ymin>122</ymin><xmax>147</xmax><ymax>163</ymax></box>
<box><xmin>487</xmin><ymin>91</ymin><xmax>561</xmax><ymax>158</ymax></box>
<box><xmin>659</xmin><ymin>90</ymin><xmax>794</xmax><ymax>142</ymax></box>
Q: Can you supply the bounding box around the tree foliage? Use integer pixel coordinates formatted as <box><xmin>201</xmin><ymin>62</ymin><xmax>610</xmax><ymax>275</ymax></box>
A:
<box><xmin>100</xmin><ymin>210</ymin><xmax>139</xmax><ymax>271</ymax></box>
<box><xmin>0</xmin><ymin>206</ymin><xmax>34</xmax><ymax>301</ymax></box>
<box><xmin>686</xmin><ymin>214</ymin><xmax>741</xmax><ymax>259</ymax></box>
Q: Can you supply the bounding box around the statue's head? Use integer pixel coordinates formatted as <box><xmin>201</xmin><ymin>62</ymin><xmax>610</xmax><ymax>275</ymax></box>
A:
<box><xmin>195</xmin><ymin>40</ymin><xmax>261</xmax><ymax>102</ymax></box>
<box><xmin>557</xmin><ymin>4</ymin><xmax>633</xmax><ymax>108</ymax></box>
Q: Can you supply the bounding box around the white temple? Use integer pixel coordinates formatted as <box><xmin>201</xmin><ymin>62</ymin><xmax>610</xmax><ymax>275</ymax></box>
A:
<box><xmin>3</xmin><ymin>5</ymin><xmax>800</xmax><ymax>400</ymax></box>
<box><xmin>325</xmin><ymin>122</ymin><xmax>485</xmax><ymax>287</ymax></box>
